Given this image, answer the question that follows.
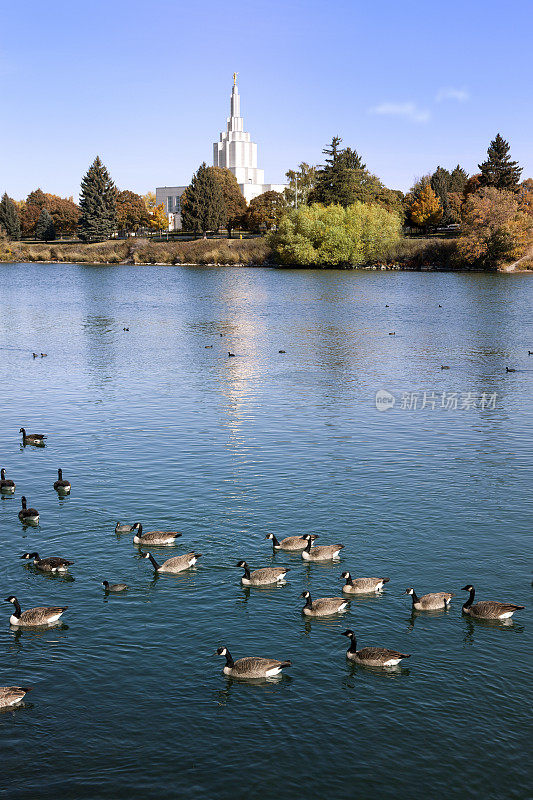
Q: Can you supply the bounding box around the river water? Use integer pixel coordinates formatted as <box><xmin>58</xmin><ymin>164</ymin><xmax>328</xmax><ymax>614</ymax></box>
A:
<box><xmin>0</xmin><ymin>264</ymin><xmax>531</xmax><ymax>799</ymax></box>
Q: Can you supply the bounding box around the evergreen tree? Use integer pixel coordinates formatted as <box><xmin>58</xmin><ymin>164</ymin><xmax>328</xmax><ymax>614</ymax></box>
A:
<box><xmin>0</xmin><ymin>193</ymin><xmax>21</xmax><ymax>239</ymax></box>
<box><xmin>479</xmin><ymin>134</ymin><xmax>522</xmax><ymax>190</ymax></box>
<box><xmin>448</xmin><ymin>165</ymin><xmax>468</xmax><ymax>194</ymax></box>
<box><xmin>34</xmin><ymin>208</ymin><xmax>56</xmax><ymax>240</ymax></box>
<box><xmin>337</xmin><ymin>147</ymin><xmax>366</xmax><ymax>171</ymax></box>
<box><xmin>431</xmin><ymin>166</ymin><xmax>452</xmax><ymax>223</ymax></box>
<box><xmin>78</xmin><ymin>156</ymin><xmax>117</xmax><ymax>242</ymax></box>
<box><xmin>310</xmin><ymin>137</ymin><xmax>377</xmax><ymax>207</ymax></box>
<box><xmin>181</xmin><ymin>163</ymin><xmax>226</xmax><ymax>235</ymax></box>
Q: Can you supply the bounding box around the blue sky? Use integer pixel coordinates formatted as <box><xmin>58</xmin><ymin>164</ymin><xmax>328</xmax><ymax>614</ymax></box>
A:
<box><xmin>1</xmin><ymin>0</ymin><xmax>531</xmax><ymax>200</ymax></box>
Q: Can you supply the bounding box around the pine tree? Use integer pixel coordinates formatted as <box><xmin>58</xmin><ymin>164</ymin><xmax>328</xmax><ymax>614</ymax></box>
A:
<box><xmin>34</xmin><ymin>208</ymin><xmax>56</xmax><ymax>240</ymax></box>
<box><xmin>431</xmin><ymin>167</ymin><xmax>451</xmax><ymax>223</ymax></box>
<box><xmin>448</xmin><ymin>165</ymin><xmax>469</xmax><ymax>194</ymax></box>
<box><xmin>180</xmin><ymin>163</ymin><xmax>226</xmax><ymax>235</ymax></box>
<box><xmin>479</xmin><ymin>134</ymin><xmax>522</xmax><ymax>190</ymax></box>
<box><xmin>0</xmin><ymin>193</ymin><xmax>21</xmax><ymax>239</ymax></box>
<box><xmin>78</xmin><ymin>156</ymin><xmax>117</xmax><ymax>242</ymax></box>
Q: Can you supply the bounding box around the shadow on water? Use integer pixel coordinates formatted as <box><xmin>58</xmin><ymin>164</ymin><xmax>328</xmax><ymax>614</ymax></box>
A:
<box><xmin>341</xmin><ymin>660</ymin><xmax>411</xmax><ymax>688</ymax></box>
<box><xmin>462</xmin><ymin>615</ymin><xmax>524</xmax><ymax>645</ymax></box>
<box><xmin>214</xmin><ymin>673</ymin><xmax>293</xmax><ymax>707</ymax></box>
<box><xmin>405</xmin><ymin>607</ymin><xmax>451</xmax><ymax>631</ymax></box>
<box><xmin>22</xmin><ymin>565</ymin><xmax>75</xmax><ymax>584</ymax></box>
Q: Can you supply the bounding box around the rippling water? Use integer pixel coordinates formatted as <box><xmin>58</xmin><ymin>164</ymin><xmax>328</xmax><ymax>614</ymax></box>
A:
<box><xmin>0</xmin><ymin>264</ymin><xmax>531</xmax><ymax>799</ymax></box>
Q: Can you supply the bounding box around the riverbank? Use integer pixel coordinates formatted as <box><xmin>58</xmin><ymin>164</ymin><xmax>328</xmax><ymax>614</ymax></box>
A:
<box><xmin>0</xmin><ymin>235</ymin><xmax>530</xmax><ymax>270</ymax></box>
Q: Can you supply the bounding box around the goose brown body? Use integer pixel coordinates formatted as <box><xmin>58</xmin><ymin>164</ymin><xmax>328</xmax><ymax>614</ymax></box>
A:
<box><xmin>21</xmin><ymin>553</ymin><xmax>73</xmax><ymax>572</ymax></box>
<box><xmin>0</xmin><ymin>468</ymin><xmax>15</xmax><ymax>493</ymax></box>
<box><xmin>301</xmin><ymin>534</ymin><xmax>344</xmax><ymax>562</ymax></box>
<box><xmin>265</xmin><ymin>533</ymin><xmax>318</xmax><ymax>551</ymax></box>
<box><xmin>143</xmin><ymin>551</ymin><xmax>201</xmax><ymax>573</ymax></box>
<box><xmin>132</xmin><ymin>524</ymin><xmax>182</xmax><ymax>545</ymax></box>
<box><xmin>19</xmin><ymin>428</ymin><xmax>45</xmax><ymax>446</ymax></box>
<box><xmin>216</xmin><ymin>647</ymin><xmax>291</xmax><ymax>679</ymax></box>
<box><xmin>0</xmin><ymin>687</ymin><xmax>32</xmax><ymax>708</ymax></box>
<box><xmin>462</xmin><ymin>585</ymin><xmax>524</xmax><ymax>619</ymax></box>
<box><xmin>237</xmin><ymin>561</ymin><xmax>289</xmax><ymax>586</ymax></box>
<box><xmin>18</xmin><ymin>497</ymin><xmax>39</xmax><ymax>523</ymax></box>
<box><xmin>342</xmin><ymin>630</ymin><xmax>410</xmax><ymax>667</ymax></box>
<box><xmin>53</xmin><ymin>469</ymin><xmax>71</xmax><ymax>493</ymax></box>
<box><xmin>405</xmin><ymin>587</ymin><xmax>454</xmax><ymax>611</ymax></box>
<box><xmin>301</xmin><ymin>590</ymin><xmax>349</xmax><ymax>616</ymax></box>
<box><xmin>341</xmin><ymin>572</ymin><xmax>390</xmax><ymax>594</ymax></box>
<box><xmin>5</xmin><ymin>596</ymin><xmax>67</xmax><ymax>627</ymax></box>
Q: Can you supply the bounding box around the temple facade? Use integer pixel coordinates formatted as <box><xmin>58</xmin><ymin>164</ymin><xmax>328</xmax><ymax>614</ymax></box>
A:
<box><xmin>213</xmin><ymin>75</ymin><xmax>287</xmax><ymax>203</ymax></box>
<box><xmin>156</xmin><ymin>76</ymin><xmax>286</xmax><ymax>229</ymax></box>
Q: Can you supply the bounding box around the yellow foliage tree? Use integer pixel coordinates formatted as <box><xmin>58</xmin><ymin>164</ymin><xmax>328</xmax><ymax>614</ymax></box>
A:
<box><xmin>409</xmin><ymin>185</ymin><xmax>443</xmax><ymax>229</ymax></box>
<box><xmin>149</xmin><ymin>203</ymin><xmax>168</xmax><ymax>233</ymax></box>
<box><xmin>143</xmin><ymin>192</ymin><xmax>156</xmax><ymax>213</ymax></box>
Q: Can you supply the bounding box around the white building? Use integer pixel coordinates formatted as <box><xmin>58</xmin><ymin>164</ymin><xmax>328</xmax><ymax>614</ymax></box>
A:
<box><xmin>213</xmin><ymin>74</ymin><xmax>287</xmax><ymax>203</ymax></box>
<box><xmin>156</xmin><ymin>75</ymin><xmax>287</xmax><ymax>229</ymax></box>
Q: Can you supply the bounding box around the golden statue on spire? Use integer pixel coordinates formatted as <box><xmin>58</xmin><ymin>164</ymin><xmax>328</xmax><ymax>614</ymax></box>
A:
<box><xmin>233</xmin><ymin>72</ymin><xmax>238</xmax><ymax>86</ymax></box>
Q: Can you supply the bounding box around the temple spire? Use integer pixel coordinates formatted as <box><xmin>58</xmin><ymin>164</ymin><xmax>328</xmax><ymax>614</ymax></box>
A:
<box><xmin>230</xmin><ymin>77</ymin><xmax>240</xmax><ymax>119</ymax></box>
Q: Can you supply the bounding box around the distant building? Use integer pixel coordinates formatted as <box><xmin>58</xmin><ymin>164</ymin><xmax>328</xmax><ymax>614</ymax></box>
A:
<box><xmin>155</xmin><ymin>75</ymin><xmax>287</xmax><ymax>230</ymax></box>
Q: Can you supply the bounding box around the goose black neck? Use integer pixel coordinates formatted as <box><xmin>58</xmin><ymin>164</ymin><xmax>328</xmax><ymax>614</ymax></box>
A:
<box><xmin>147</xmin><ymin>553</ymin><xmax>160</xmax><ymax>570</ymax></box>
<box><xmin>345</xmin><ymin>574</ymin><xmax>353</xmax><ymax>586</ymax></box>
<box><xmin>58</xmin><ymin>469</ymin><xmax>62</xmax><ymax>479</ymax></box>
<box><xmin>1</xmin><ymin>469</ymin><xmax>5</xmax><ymax>479</ymax></box>
<box><xmin>241</xmin><ymin>563</ymin><xmax>251</xmax><ymax>579</ymax></box>
<box><xmin>271</xmin><ymin>535</ymin><xmax>280</xmax><ymax>547</ymax></box>
<box><xmin>136</xmin><ymin>524</ymin><xmax>143</xmax><ymax>535</ymax></box>
<box><xmin>21</xmin><ymin>497</ymin><xmax>27</xmax><ymax>509</ymax></box>
<box><xmin>224</xmin><ymin>650</ymin><xmax>234</xmax><ymax>668</ymax></box>
<box><xmin>463</xmin><ymin>587</ymin><xmax>475</xmax><ymax>609</ymax></box>
<box><xmin>347</xmin><ymin>634</ymin><xmax>358</xmax><ymax>653</ymax></box>
<box><xmin>304</xmin><ymin>538</ymin><xmax>313</xmax><ymax>552</ymax></box>
<box><xmin>11</xmin><ymin>599</ymin><xmax>21</xmax><ymax>618</ymax></box>
<box><xmin>303</xmin><ymin>594</ymin><xmax>313</xmax><ymax>609</ymax></box>
<box><xmin>410</xmin><ymin>590</ymin><xmax>420</xmax><ymax>605</ymax></box>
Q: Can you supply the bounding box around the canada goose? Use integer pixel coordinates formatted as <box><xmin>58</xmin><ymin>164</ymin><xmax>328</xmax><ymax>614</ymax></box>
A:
<box><xmin>405</xmin><ymin>587</ymin><xmax>454</xmax><ymax>611</ymax></box>
<box><xmin>32</xmin><ymin>353</ymin><xmax>38</xmax><ymax>358</ymax></box>
<box><xmin>216</xmin><ymin>647</ymin><xmax>291</xmax><ymax>679</ymax></box>
<box><xmin>440</xmin><ymin>365</ymin><xmax>450</xmax><ymax>370</ymax></box>
<box><xmin>115</xmin><ymin>521</ymin><xmax>136</xmax><ymax>534</ymax></box>
<box><xmin>301</xmin><ymin>534</ymin><xmax>344</xmax><ymax>562</ymax></box>
<box><xmin>228</xmin><ymin>352</ymin><xmax>235</xmax><ymax>357</ymax></box>
<box><xmin>236</xmin><ymin>561</ymin><xmax>289</xmax><ymax>586</ymax></box>
<box><xmin>18</xmin><ymin>497</ymin><xmax>39</xmax><ymax>524</ymax></box>
<box><xmin>205</xmin><ymin>345</ymin><xmax>213</xmax><ymax>348</ymax></box>
<box><xmin>506</xmin><ymin>367</ymin><xmax>516</xmax><ymax>373</ymax></box>
<box><xmin>461</xmin><ymin>585</ymin><xmax>524</xmax><ymax>620</ymax></box>
<box><xmin>40</xmin><ymin>353</ymin><xmax>47</xmax><ymax>357</ymax></box>
<box><xmin>123</xmin><ymin>328</ymin><xmax>129</xmax><ymax>332</ymax></box>
<box><xmin>102</xmin><ymin>581</ymin><xmax>128</xmax><ymax>592</ymax></box>
<box><xmin>388</xmin><ymin>332</ymin><xmax>396</xmax><ymax>335</ymax></box>
<box><xmin>132</xmin><ymin>523</ymin><xmax>182</xmax><ymax>546</ymax></box>
<box><xmin>342</xmin><ymin>630</ymin><xmax>410</xmax><ymax>667</ymax></box>
<box><xmin>4</xmin><ymin>596</ymin><xmax>68</xmax><ymax>627</ymax></box>
<box><xmin>143</xmin><ymin>551</ymin><xmax>201</xmax><ymax>573</ymax></box>
<box><xmin>528</xmin><ymin>351</ymin><xmax>532</xmax><ymax>356</ymax></box>
<box><xmin>385</xmin><ymin>304</ymin><xmax>389</xmax><ymax>307</ymax></box>
<box><xmin>265</xmin><ymin>532</ymin><xmax>318</xmax><ymax>552</ymax></box>
<box><xmin>20</xmin><ymin>553</ymin><xmax>73</xmax><ymax>572</ymax></box>
<box><xmin>0</xmin><ymin>468</ymin><xmax>15</xmax><ymax>493</ymax></box>
<box><xmin>300</xmin><ymin>590</ymin><xmax>349</xmax><ymax>616</ymax></box>
<box><xmin>19</xmin><ymin>427</ymin><xmax>45</xmax><ymax>446</ymax></box>
<box><xmin>341</xmin><ymin>572</ymin><xmax>389</xmax><ymax>595</ymax></box>
<box><xmin>53</xmin><ymin>469</ymin><xmax>71</xmax><ymax>494</ymax></box>
<box><xmin>279</xmin><ymin>350</ymin><xmax>286</xmax><ymax>354</ymax></box>
<box><xmin>0</xmin><ymin>686</ymin><xmax>32</xmax><ymax>708</ymax></box>
<box><xmin>438</xmin><ymin>304</ymin><xmax>442</xmax><ymax>308</ymax></box>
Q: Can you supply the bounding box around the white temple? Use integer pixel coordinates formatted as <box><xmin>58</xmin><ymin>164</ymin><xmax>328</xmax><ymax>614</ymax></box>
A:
<box><xmin>156</xmin><ymin>75</ymin><xmax>287</xmax><ymax>228</ymax></box>
<box><xmin>213</xmin><ymin>74</ymin><xmax>287</xmax><ymax>203</ymax></box>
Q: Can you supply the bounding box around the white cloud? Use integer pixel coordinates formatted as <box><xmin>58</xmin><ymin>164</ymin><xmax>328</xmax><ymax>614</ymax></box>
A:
<box><xmin>436</xmin><ymin>87</ymin><xmax>469</xmax><ymax>103</ymax></box>
<box><xmin>369</xmin><ymin>102</ymin><xmax>430</xmax><ymax>124</ymax></box>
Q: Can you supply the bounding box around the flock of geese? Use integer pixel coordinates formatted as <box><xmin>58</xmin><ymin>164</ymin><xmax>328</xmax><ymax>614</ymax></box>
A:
<box><xmin>0</xmin><ymin>426</ymin><xmax>526</xmax><ymax>697</ymax></box>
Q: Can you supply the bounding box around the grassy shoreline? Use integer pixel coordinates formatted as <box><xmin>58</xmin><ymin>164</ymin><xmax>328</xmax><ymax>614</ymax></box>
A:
<box><xmin>0</xmin><ymin>236</ymin><xmax>530</xmax><ymax>271</ymax></box>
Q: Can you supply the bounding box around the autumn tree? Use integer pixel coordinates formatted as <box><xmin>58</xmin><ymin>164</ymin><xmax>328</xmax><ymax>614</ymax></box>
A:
<box><xmin>284</xmin><ymin>163</ymin><xmax>317</xmax><ymax>207</ymax></box>
<box><xmin>47</xmin><ymin>196</ymin><xmax>79</xmax><ymax>236</ymax></box>
<box><xmin>408</xmin><ymin>184</ymin><xmax>443</xmax><ymax>230</ymax></box>
<box><xmin>479</xmin><ymin>134</ymin><xmax>522</xmax><ymax>191</ymax></box>
<box><xmin>78</xmin><ymin>156</ymin><xmax>117</xmax><ymax>242</ymax></box>
<box><xmin>149</xmin><ymin>203</ymin><xmax>169</xmax><ymax>233</ymax></box>
<box><xmin>0</xmin><ymin>193</ymin><xmax>21</xmax><ymax>239</ymax></box>
<box><xmin>181</xmin><ymin>163</ymin><xmax>226</xmax><ymax>235</ymax></box>
<box><xmin>143</xmin><ymin>192</ymin><xmax>157</xmax><ymax>214</ymax></box>
<box><xmin>458</xmin><ymin>186</ymin><xmax>533</xmax><ymax>267</ymax></box>
<box><xmin>209</xmin><ymin>167</ymin><xmax>247</xmax><ymax>237</ymax></box>
<box><xmin>116</xmin><ymin>190</ymin><xmax>149</xmax><ymax>234</ymax></box>
<box><xmin>34</xmin><ymin>209</ymin><xmax>56</xmax><ymax>240</ymax></box>
<box><xmin>243</xmin><ymin>191</ymin><xmax>287</xmax><ymax>232</ymax></box>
